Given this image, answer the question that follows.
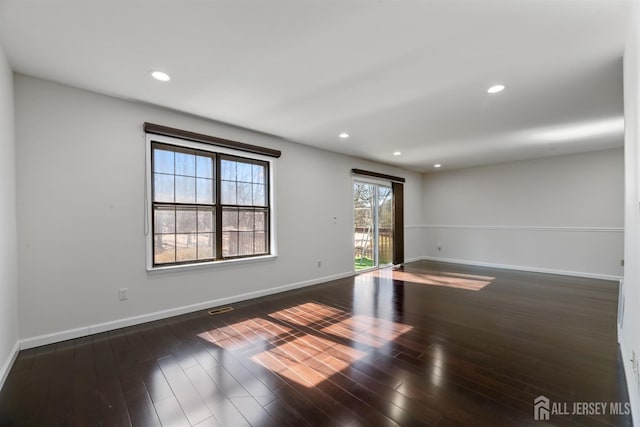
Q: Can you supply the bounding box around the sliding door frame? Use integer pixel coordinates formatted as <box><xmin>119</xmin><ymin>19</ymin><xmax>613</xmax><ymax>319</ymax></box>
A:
<box><xmin>352</xmin><ymin>176</ymin><xmax>396</xmax><ymax>272</ymax></box>
<box><xmin>352</xmin><ymin>169</ymin><xmax>405</xmax><ymax>271</ymax></box>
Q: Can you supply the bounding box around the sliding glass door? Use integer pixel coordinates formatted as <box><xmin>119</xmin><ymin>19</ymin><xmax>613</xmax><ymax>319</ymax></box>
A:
<box><xmin>354</xmin><ymin>181</ymin><xmax>393</xmax><ymax>271</ymax></box>
<box><xmin>377</xmin><ymin>185</ymin><xmax>393</xmax><ymax>265</ymax></box>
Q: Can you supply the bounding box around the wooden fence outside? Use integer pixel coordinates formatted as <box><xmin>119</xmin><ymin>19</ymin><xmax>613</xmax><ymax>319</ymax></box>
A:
<box><xmin>354</xmin><ymin>227</ymin><xmax>393</xmax><ymax>264</ymax></box>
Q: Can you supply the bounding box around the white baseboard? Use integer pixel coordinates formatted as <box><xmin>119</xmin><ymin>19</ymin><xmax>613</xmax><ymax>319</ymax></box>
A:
<box><xmin>420</xmin><ymin>224</ymin><xmax>623</xmax><ymax>233</ymax></box>
<box><xmin>0</xmin><ymin>341</ymin><xmax>20</xmax><ymax>391</ymax></box>
<box><xmin>618</xmin><ymin>339</ymin><xmax>639</xmax><ymax>426</ymax></box>
<box><xmin>421</xmin><ymin>256</ymin><xmax>623</xmax><ymax>281</ymax></box>
<box><xmin>19</xmin><ymin>271</ymin><xmax>354</xmax><ymax>350</ymax></box>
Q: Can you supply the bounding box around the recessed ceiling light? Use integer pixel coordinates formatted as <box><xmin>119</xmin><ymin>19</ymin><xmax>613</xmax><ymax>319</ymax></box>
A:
<box><xmin>487</xmin><ymin>84</ymin><xmax>505</xmax><ymax>94</ymax></box>
<box><xmin>339</xmin><ymin>132</ymin><xmax>350</xmax><ymax>139</ymax></box>
<box><xmin>393</xmin><ymin>151</ymin><xmax>402</xmax><ymax>156</ymax></box>
<box><xmin>434</xmin><ymin>164</ymin><xmax>442</xmax><ymax>168</ymax></box>
<box><xmin>151</xmin><ymin>71</ymin><xmax>171</xmax><ymax>82</ymax></box>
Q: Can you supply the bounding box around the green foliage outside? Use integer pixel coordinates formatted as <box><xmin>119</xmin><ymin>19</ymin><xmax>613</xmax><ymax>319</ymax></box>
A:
<box><xmin>354</xmin><ymin>257</ymin><xmax>375</xmax><ymax>270</ymax></box>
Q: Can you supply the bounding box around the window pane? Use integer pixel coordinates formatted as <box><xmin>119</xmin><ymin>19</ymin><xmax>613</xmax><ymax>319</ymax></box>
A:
<box><xmin>239</xmin><ymin>210</ymin><xmax>254</xmax><ymax>231</ymax></box>
<box><xmin>175</xmin><ymin>152</ymin><xmax>195</xmax><ymax>176</ymax></box>
<box><xmin>237</xmin><ymin>183</ymin><xmax>252</xmax><ymax>205</ymax></box>
<box><xmin>175</xmin><ymin>176</ymin><xmax>196</xmax><ymax>203</ymax></box>
<box><xmin>154</xmin><ymin>149</ymin><xmax>174</xmax><ymax>174</ymax></box>
<box><xmin>154</xmin><ymin>234</ymin><xmax>175</xmax><ymax>264</ymax></box>
<box><xmin>237</xmin><ymin>162</ymin><xmax>252</xmax><ymax>183</ymax></box>
<box><xmin>221</xmin><ymin>181</ymin><xmax>237</xmax><ymax>205</ymax></box>
<box><xmin>221</xmin><ymin>159</ymin><xmax>236</xmax><ymax>180</ymax></box>
<box><xmin>222</xmin><ymin>209</ymin><xmax>238</xmax><ymax>231</ymax></box>
<box><xmin>198</xmin><ymin>209</ymin><xmax>214</xmax><ymax>233</ymax></box>
<box><xmin>223</xmin><ymin>232</ymin><xmax>238</xmax><ymax>257</ymax></box>
<box><xmin>252</xmin><ymin>164</ymin><xmax>265</xmax><ymax>184</ymax></box>
<box><xmin>239</xmin><ymin>232</ymin><xmax>254</xmax><ymax>256</ymax></box>
<box><xmin>252</xmin><ymin>184</ymin><xmax>265</xmax><ymax>206</ymax></box>
<box><xmin>176</xmin><ymin>208</ymin><xmax>197</xmax><ymax>233</ymax></box>
<box><xmin>196</xmin><ymin>156</ymin><xmax>213</xmax><ymax>178</ymax></box>
<box><xmin>154</xmin><ymin>206</ymin><xmax>175</xmax><ymax>234</ymax></box>
<box><xmin>154</xmin><ymin>174</ymin><xmax>174</xmax><ymax>202</ymax></box>
<box><xmin>151</xmin><ymin>144</ymin><xmax>269</xmax><ymax>265</ymax></box>
<box><xmin>254</xmin><ymin>210</ymin><xmax>266</xmax><ymax>231</ymax></box>
<box><xmin>255</xmin><ymin>231</ymin><xmax>267</xmax><ymax>254</ymax></box>
<box><xmin>196</xmin><ymin>178</ymin><xmax>214</xmax><ymax>204</ymax></box>
<box><xmin>176</xmin><ymin>234</ymin><xmax>197</xmax><ymax>261</ymax></box>
<box><xmin>197</xmin><ymin>233</ymin><xmax>215</xmax><ymax>259</ymax></box>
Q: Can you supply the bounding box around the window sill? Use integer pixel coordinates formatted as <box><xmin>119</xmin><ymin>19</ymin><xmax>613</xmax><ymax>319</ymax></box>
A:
<box><xmin>147</xmin><ymin>254</ymin><xmax>278</xmax><ymax>274</ymax></box>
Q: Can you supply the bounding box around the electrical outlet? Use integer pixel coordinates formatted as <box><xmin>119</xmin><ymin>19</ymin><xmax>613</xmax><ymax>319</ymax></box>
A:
<box><xmin>119</xmin><ymin>288</ymin><xmax>128</xmax><ymax>301</ymax></box>
<box><xmin>317</xmin><ymin>260</ymin><xmax>322</xmax><ymax>268</ymax></box>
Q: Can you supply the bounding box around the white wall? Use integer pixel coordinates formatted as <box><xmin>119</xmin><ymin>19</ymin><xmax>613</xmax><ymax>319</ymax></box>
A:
<box><xmin>422</xmin><ymin>149</ymin><xmax>624</xmax><ymax>279</ymax></box>
<box><xmin>0</xmin><ymin>43</ymin><xmax>19</xmax><ymax>386</ymax></box>
<box><xmin>14</xmin><ymin>75</ymin><xmax>423</xmax><ymax>345</ymax></box>
<box><xmin>621</xmin><ymin>0</ymin><xmax>640</xmax><ymax>422</ymax></box>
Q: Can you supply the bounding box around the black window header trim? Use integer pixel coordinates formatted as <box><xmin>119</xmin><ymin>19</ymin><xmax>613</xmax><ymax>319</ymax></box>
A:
<box><xmin>145</xmin><ymin>122</ymin><xmax>282</xmax><ymax>158</ymax></box>
<box><xmin>352</xmin><ymin>168</ymin><xmax>405</xmax><ymax>183</ymax></box>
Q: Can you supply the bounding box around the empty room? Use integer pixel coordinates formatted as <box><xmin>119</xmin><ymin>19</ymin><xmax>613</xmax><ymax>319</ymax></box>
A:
<box><xmin>1</xmin><ymin>0</ymin><xmax>640</xmax><ymax>426</ymax></box>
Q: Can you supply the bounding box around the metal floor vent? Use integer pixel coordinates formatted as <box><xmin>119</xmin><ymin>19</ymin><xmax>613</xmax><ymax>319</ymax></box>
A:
<box><xmin>208</xmin><ymin>306</ymin><xmax>234</xmax><ymax>316</ymax></box>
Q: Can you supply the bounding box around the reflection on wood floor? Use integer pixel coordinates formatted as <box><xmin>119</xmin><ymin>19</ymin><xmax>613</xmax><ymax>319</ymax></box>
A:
<box><xmin>0</xmin><ymin>260</ymin><xmax>632</xmax><ymax>426</ymax></box>
<box><xmin>365</xmin><ymin>265</ymin><xmax>494</xmax><ymax>291</ymax></box>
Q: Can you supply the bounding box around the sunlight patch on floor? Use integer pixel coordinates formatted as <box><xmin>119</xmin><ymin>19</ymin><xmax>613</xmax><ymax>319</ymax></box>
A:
<box><xmin>198</xmin><ymin>317</ymin><xmax>292</xmax><ymax>351</ymax></box>
<box><xmin>365</xmin><ymin>268</ymin><xmax>494</xmax><ymax>291</ymax></box>
<box><xmin>251</xmin><ymin>334</ymin><xmax>368</xmax><ymax>387</ymax></box>
<box><xmin>320</xmin><ymin>314</ymin><xmax>413</xmax><ymax>348</ymax></box>
<box><xmin>198</xmin><ymin>301</ymin><xmax>413</xmax><ymax>388</ymax></box>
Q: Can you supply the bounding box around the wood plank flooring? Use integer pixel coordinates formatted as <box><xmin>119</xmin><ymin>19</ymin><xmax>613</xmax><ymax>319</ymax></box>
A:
<box><xmin>0</xmin><ymin>261</ymin><xmax>632</xmax><ymax>426</ymax></box>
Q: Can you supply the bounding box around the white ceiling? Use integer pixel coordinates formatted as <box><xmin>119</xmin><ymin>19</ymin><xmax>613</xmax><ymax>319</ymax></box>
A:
<box><xmin>0</xmin><ymin>0</ymin><xmax>629</xmax><ymax>172</ymax></box>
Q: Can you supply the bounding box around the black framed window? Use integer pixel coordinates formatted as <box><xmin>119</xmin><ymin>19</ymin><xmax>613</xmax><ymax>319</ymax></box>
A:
<box><xmin>151</xmin><ymin>142</ymin><xmax>270</xmax><ymax>267</ymax></box>
<box><xmin>220</xmin><ymin>155</ymin><xmax>269</xmax><ymax>258</ymax></box>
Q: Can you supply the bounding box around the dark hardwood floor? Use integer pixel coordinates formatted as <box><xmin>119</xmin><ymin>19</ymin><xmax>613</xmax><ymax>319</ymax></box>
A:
<box><xmin>0</xmin><ymin>261</ymin><xmax>632</xmax><ymax>426</ymax></box>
